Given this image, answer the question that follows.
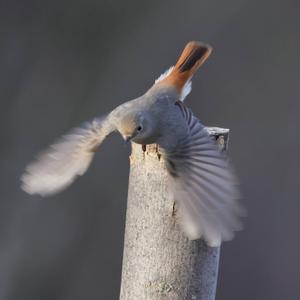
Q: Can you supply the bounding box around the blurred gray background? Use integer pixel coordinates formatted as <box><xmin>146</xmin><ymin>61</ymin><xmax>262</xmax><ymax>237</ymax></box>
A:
<box><xmin>1</xmin><ymin>0</ymin><xmax>300</xmax><ymax>299</ymax></box>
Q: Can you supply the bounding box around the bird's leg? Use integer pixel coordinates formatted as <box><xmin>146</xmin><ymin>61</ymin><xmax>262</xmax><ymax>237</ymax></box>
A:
<box><xmin>141</xmin><ymin>144</ymin><xmax>146</xmax><ymax>159</ymax></box>
<box><xmin>155</xmin><ymin>144</ymin><xmax>161</xmax><ymax>161</ymax></box>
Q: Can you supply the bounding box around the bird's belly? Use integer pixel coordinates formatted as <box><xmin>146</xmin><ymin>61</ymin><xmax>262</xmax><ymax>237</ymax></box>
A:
<box><xmin>132</xmin><ymin>135</ymin><xmax>158</xmax><ymax>145</ymax></box>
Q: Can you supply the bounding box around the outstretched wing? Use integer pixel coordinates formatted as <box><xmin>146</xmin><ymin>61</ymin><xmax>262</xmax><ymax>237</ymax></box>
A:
<box><xmin>162</xmin><ymin>102</ymin><xmax>243</xmax><ymax>246</ymax></box>
<box><xmin>21</xmin><ymin>116</ymin><xmax>115</xmax><ymax>196</ymax></box>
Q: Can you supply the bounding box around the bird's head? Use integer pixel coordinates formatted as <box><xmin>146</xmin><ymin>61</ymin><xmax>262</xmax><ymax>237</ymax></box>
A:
<box><xmin>118</xmin><ymin>111</ymin><xmax>157</xmax><ymax>144</ymax></box>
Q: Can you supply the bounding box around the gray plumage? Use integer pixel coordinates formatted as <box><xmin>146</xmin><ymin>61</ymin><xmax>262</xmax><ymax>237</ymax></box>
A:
<box><xmin>21</xmin><ymin>41</ymin><xmax>243</xmax><ymax>246</ymax></box>
<box><xmin>21</xmin><ymin>117</ymin><xmax>114</xmax><ymax>196</ymax></box>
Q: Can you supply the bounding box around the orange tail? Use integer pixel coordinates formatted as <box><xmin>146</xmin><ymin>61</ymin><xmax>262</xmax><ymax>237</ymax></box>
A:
<box><xmin>160</xmin><ymin>41</ymin><xmax>212</xmax><ymax>93</ymax></box>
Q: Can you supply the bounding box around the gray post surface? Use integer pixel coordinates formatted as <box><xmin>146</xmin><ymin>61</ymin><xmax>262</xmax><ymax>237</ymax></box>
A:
<box><xmin>120</xmin><ymin>127</ymin><xmax>229</xmax><ymax>300</ymax></box>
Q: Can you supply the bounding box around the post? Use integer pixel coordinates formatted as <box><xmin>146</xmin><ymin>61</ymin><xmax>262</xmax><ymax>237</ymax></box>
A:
<box><xmin>120</xmin><ymin>127</ymin><xmax>229</xmax><ymax>300</ymax></box>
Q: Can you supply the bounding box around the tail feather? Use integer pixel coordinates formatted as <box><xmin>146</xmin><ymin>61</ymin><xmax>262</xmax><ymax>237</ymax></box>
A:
<box><xmin>159</xmin><ymin>41</ymin><xmax>212</xmax><ymax>93</ymax></box>
<box><xmin>176</xmin><ymin>43</ymin><xmax>211</xmax><ymax>73</ymax></box>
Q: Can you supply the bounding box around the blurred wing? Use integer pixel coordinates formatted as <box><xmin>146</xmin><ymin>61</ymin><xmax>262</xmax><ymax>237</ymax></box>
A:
<box><xmin>163</xmin><ymin>102</ymin><xmax>243</xmax><ymax>246</ymax></box>
<box><xmin>21</xmin><ymin>116</ymin><xmax>114</xmax><ymax>196</ymax></box>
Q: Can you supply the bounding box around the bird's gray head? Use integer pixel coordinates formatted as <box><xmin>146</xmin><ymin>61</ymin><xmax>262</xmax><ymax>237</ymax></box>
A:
<box><xmin>118</xmin><ymin>110</ymin><xmax>157</xmax><ymax>144</ymax></box>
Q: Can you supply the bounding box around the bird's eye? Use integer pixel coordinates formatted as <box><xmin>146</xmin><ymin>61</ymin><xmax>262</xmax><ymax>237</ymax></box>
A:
<box><xmin>137</xmin><ymin>125</ymin><xmax>143</xmax><ymax>132</ymax></box>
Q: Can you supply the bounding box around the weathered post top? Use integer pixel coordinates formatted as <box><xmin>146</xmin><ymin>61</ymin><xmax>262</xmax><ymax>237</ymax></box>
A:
<box><xmin>120</xmin><ymin>127</ymin><xmax>229</xmax><ymax>300</ymax></box>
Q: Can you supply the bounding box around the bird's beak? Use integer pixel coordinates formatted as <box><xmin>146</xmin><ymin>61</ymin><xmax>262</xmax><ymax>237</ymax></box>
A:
<box><xmin>123</xmin><ymin>135</ymin><xmax>132</xmax><ymax>144</ymax></box>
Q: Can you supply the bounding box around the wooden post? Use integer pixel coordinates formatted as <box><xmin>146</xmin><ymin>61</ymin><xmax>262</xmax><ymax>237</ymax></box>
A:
<box><xmin>120</xmin><ymin>127</ymin><xmax>229</xmax><ymax>300</ymax></box>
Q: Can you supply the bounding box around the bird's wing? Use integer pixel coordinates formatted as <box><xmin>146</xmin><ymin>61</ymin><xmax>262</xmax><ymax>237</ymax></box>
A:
<box><xmin>161</xmin><ymin>102</ymin><xmax>243</xmax><ymax>246</ymax></box>
<box><xmin>21</xmin><ymin>116</ymin><xmax>115</xmax><ymax>196</ymax></box>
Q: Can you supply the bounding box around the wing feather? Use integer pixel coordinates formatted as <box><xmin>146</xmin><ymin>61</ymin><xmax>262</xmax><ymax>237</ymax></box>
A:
<box><xmin>163</xmin><ymin>102</ymin><xmax>243</xmax><ymax>246</ymax></box>
<box><xmin>21</xmin><ymin>116</ymin><xmax>114</xmax><ymax>196</ymax></box>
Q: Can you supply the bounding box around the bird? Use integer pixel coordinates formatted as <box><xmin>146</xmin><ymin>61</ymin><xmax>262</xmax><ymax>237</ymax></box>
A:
<box><xmin>21</xmin><ymin>41</ymin><xmax>243</xmax><ymax>246</ymax></box>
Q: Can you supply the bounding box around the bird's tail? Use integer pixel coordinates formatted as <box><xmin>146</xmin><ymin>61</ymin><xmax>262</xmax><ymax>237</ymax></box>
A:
<box><xmin>159</xmin><ymin>41</ymin><xmax>212</xmax><ymax>93</ymax></box>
